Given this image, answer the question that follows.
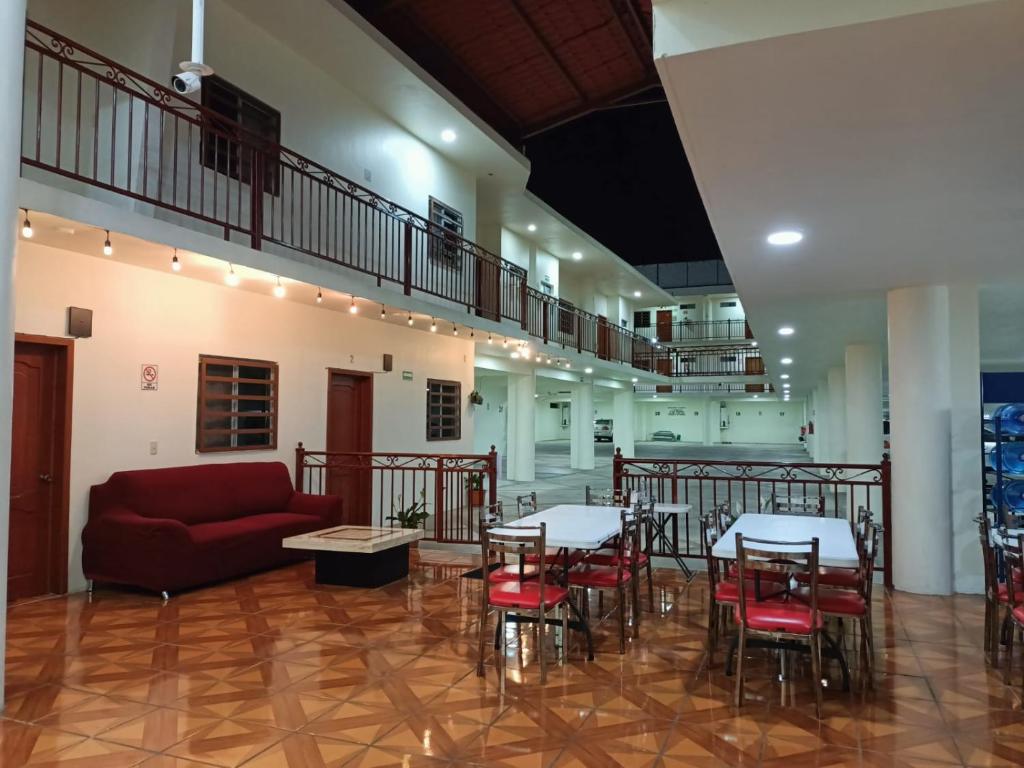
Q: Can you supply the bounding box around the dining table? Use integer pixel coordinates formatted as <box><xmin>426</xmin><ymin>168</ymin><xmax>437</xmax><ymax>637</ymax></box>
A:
<box><xmin>651</xmin><ymin>502</ymin><xmax>695</xmax><ymax>581</ymax></box>
<box><xmin>711</xmin><ymin>512</ymin><xmax>860</xmax><ymax>691</ymax></box>
<box><xmin>491</xmin><ymin>503</ymin><xmax>628</xmax><ymax>660</ymax></box>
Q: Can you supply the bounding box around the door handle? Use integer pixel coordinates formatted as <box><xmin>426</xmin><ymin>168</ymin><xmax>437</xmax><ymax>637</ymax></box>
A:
<box><xmin>39</xmin><ymin>473</ymin><xmax>53</xmax><ymax>483</ymax></box>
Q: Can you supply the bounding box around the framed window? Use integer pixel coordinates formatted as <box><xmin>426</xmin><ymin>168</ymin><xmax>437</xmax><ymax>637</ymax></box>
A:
<box><xmin>633</xmin><ymin>310</ymin><xmax>651</xmax><ymax>328</ymax></box>
<box><xmin>558</xmin><ymin>298</ymin><xmax>577</xmax><ymax>335</ymax></box>
<box><xmin>427</xmin><ymin>197</ymin><xmax>464</xmax><ymax>268</ymax></box>
<box><xmin>426</xmin><ymin>379</ymin><xmax>461</xmax><ymax>441</ymax></box>
<box><xmin>201</xmin><ymin>75</ymin><xmax>281</xmax><ymax>195</ymax></box>
<box><xmin>197</xmin><ymin>355</ymin><xmax>278</xmax><ymax>452</ymax></box>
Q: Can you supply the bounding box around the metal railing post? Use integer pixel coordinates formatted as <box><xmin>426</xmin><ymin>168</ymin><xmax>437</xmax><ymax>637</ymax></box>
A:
<box><xmin>294</xmin><ymin>442</ymin><xmax>305</xmax><ymax>492</ymax></box>
<box><xmin>881</xmin><ymin>455</ymin><xmax>893</xmax><ymax>589</ymax></box>
<box><xmin>487</xmin><ymin>445</ymin><xmax>498</xmax><ymax>509</ymax></box>
<box><xmin>403</xmin><ymin>221</ymin><xmax>413</xmax><ymax>296</ymax></box>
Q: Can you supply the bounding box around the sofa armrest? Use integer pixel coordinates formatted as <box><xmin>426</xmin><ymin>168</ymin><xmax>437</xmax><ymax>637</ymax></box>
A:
<box><xmin>84</xmin><ymin>508</ymin><xmax>192</xmax><ymax>548</ymax></box>
<box><xmin>287</xmin><ymin>492</ymin><xmax>343</xmax><ymax>525</ymax></box>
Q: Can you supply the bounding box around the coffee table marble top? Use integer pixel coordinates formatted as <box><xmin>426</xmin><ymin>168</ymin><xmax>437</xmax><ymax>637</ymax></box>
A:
<box><xmin>283</xmin><ymin>525</ymin><xmax>424</xmax><ymax>554</ymax></box>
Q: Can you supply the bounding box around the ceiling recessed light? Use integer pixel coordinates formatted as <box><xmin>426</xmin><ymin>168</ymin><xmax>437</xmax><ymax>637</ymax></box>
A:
<box><xmin>633</xmin><ymin>290</ymin><xmax>642</xmax><ymax>298</ymax></box>
<box><xmin>778</xmin><ymin>326</ymin><xmax>795</xmax><ymax>336</ymax></box>
<box><xmin>440</xmin><ymin>128</ymin><xmax>457</xmax><ymax>143</ymax></box>
<box><xmin>571</xmin><ymin>251</ymin><xmax>582</xmax><ymax>261</ymax></box>
<box><xmin>780</xmin><ymin>357</ymin><xmax>793</xmax><ymax>365</ymax></box>
<box><xmin>753</xmin><ymin>394</ymin><xmax>759</xmax><ymax>399</ymax></box>
<box><xmin>751</xmin><ymin>341</ymin><xmax>758</xmax><ymax>347</ymax></box>
<box><xmin>780</xmin><ymin>374</ymin><xmax>790</xmax><ymax>380</ymax></box>
<box><xmin>631</xmin><ymin>377</ymin><xmax>638</xmax><ymax>383</ymax></box>
<box><xmin>783</xmin><ymin>383</ymin><xmax>791</xmax><ymax>389</ymax></box>
<box><xmin>584</xmin><ymin>367</ymin><xmax>593</xmax><ymax>374</ymax></box>
<box><xmin>527</xmin><ymin>223</ymin><xmax>537</xmax><ymax>232</ymax></box>
<box><xmin>767</xmin><ymin>230</ymin><xmax>803</xmax><ymax>246</ymax></box>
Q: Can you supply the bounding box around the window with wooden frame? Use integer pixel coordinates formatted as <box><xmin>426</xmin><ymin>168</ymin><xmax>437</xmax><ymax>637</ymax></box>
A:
<box><xmin>557</xmin><ymin>298</ymin><xmax>577</xmax><ymax>335</ymax></box>
<box><xmin>426</xmin><ymin>379</ymin><xmax>461</xmax><ymax>441</ymax></box>
<box><xmin>201</xmin><ymin>75</ymin><xmax>281</xmax><ymax>195</ymax></box>
<box><xmin>427</xmin><ymin>197</ymin><xmax>464</xmax><ymax>268</ymax></box>
<box><xmin>197</xmin><ymin>355</ymin><xmax>278</xmax><ymax>452</ymax></box>
<box><xmin>633</xmin><ymin>310</ymin><xmax>651</xmax><ymax>328</ymax></box>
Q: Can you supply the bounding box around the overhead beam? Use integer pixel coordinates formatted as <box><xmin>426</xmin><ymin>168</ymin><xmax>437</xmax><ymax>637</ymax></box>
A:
<box><xmin>606</xmin><ymin>0</ymin><xmax>653</xmax><ymax>73</ymax></box>
<box><xmin>508</xmin><ymin>0</ymin><xmax>586</xmax><ymax>104</ymax></box>
<box><xmin>522</xmin><ymin>79</ymin><xmax>662</xmax><ymax>139</ymax></box>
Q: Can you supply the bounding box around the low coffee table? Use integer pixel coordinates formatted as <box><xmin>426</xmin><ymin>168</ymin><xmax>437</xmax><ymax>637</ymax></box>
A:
<box><xmin>282</xmin><ymin>525</ymin><xmax>424</xmax><ymax>587</ymax></box>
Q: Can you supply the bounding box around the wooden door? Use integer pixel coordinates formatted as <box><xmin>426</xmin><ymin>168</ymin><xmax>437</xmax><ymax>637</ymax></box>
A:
<box><xmin>9</xmin><ymin>339</ymin><xmax>71</xmax><ymax>602</ymax></box>
<box><xmin>326</xmin><ymin>371</ymin><xmax>373</xmax><ymax>525</ymax></box>
<box><xmin>596</xmin><ymin>315</ymin><xmax>610</xmax><ymax>360</ymax></box>
<box><xmin>474</xmin><ymin>255</ymin><xmax>501</xmax><ymax>321</ymax></box>
<box><xmin>656</xmin><ymin>310</ymin><xmax>674</xmax><ymax>343</ymax></box>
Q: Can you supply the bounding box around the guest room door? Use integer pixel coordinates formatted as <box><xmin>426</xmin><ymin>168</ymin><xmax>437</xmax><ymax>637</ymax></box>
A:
<box><xmin>326</xmin><ymin>370</ymin><xmax>373</xmax><ymax>525</ymax></box>
<box><xmin>9</xmin><ymin>336</ymin><xmax>72</xmax><ymax>602</ymax></box>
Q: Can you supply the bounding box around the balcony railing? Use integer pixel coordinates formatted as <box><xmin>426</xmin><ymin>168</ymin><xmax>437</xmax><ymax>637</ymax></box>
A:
<box><xmin>633</xmin><ymin>383</ymin><xmax>775</xmax><ymax>395</ymax></box>
<box><xmin>21</xmin><ymin>21</ymin><xmax>661</xmax><ymax>371</ymax></box>
<box><xmin>613</xmin><ymin>451</ymin><xmax>893</xmax><ymax>588</ymax></box>
<box><xmin>636</xmin><ymin>318</ymin><xmax>751</xmax><ymax>344</ymax></box>
<box><xmin>295</xmin><ymin>444</ymin><xmax>497</xmax><ymax>544</ymax></box>
<box><xmin>633</xmin><ymin>344</ymin><xmax>765</xmax><ymax>378</ymax></box>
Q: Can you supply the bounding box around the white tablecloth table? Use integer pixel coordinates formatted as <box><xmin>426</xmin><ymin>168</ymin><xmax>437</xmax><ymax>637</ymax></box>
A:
<box><xmin>491</xmin><ymin>504</ymin><xmax>626</xmax><ymax>550</ymax></box>
<box><xmin>711</xmin><ymin>513</ymin><xmax>859</xmax><ymax>569</ymax></box>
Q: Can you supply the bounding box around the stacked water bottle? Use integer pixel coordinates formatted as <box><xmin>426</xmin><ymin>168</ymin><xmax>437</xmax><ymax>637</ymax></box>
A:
<box><xmin>988</xmin><ymin>404</ymin><xmax>1024</xmax><ymax>518</ymax></box>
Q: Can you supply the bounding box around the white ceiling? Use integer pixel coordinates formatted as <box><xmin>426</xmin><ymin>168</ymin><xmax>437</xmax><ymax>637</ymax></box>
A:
<box><xmin>655</xmin><ymin>0</ymin><xmax>1024</xmax><ymax>394</ymax></box>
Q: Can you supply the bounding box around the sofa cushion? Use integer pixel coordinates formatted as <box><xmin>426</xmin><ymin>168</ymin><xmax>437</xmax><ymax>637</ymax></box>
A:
<box><xmin>188</xmin><ymin>512</ymin><xmax>323</xmax><ymax>548</ymax></box>
<box><xmin>106</xmin><ymin>463</ymin><xmax>294</xmax><ymax>525</ymax></box>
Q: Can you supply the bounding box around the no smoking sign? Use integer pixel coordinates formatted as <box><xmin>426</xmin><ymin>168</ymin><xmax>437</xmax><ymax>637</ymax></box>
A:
<box><xmin>140</xmin><ymin>364</ymin><xmax>159</xmax><ymax>391</ymax></box>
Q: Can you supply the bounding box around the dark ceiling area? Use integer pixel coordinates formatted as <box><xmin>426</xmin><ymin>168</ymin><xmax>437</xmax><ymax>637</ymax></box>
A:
<box><xmin>342</xmin><ymin>0</ymin><xmax>721</xmax><ymax>265</ymax></box>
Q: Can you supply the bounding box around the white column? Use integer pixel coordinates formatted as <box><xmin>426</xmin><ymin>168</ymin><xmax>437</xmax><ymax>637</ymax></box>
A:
<box><xmin>887</xmin><ymin>284</ymin><xmax>980</xmax><ymax>595</ymax></box>
<box><xmin>702</xmin><ymin>397</ymin><xmax>714</xmax><ymax>445</ymax></box>
<box><xmin>613</xmin><ymin>389</ymin><xmax>635</xmax><ymax>458</ymax></box>
<box><xmin>845</xmin><ymin>344</ymin><xmax>883</xmax><ymax>464</ymax></box>
<box><xmin>813</xmin><ymin>383</ymin><xmax>830</xmax><ymax>463</ymax></box>
<box><xmin>827</xmin><ymin>366</ymin><xmax>847</xmax><ymax>463</ymax></box>
<box><xmin>570</xmin><ymin>382</ymin><xmax>595</xmax><ymax>470</ymax></box>
<box><xmin>0</xmin><ymin>0</ymin><xmax>27</xmax><ymax>711</ymax></box>
<box><xmin>949</xmin><ymin>285</ymin><xmax>982</xmax><ymax>594</ymax></box>
<box><xmin>506</xmin><ymin>372</ymin><xmax>536</xmax><ymax>482</ymax></box>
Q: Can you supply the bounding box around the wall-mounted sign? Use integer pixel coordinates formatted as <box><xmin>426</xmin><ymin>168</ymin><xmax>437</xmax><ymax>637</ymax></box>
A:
<box><xmin>668</xmin><ymin>407</ymin><xmax>686</xmax><ymax>416</ymax></box>
<box><xmin>402</xmin><ymin>370</ymin><xmax>413</xmax><ymax>381</ymax></box>
<box><xmin>141</xmin><ymin>364</ymin><xmax>159</xmax><ymax>391</ymax></box>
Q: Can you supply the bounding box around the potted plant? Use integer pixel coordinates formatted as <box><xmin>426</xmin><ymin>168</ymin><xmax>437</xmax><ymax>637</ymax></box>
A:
<box><xmin>469</xmin><ymin>390</ymin><xmax>484</xmax><ymax>405</ymax></box>
<box><xmin>465</xmin><ymin>472</ymin><xmax>486</xmax><ymax>507</ymax></box>
<box><xmin>386</xmin><ymin>490</ymin><xmax>429</xmax><ymax>541</ymax></box>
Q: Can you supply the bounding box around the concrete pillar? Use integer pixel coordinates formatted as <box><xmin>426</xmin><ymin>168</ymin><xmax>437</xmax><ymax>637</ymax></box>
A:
<box><xmin>845</xmin><ymin>344</ymin><xmax>883</xmax><ymax>464</ymax></box>
<box><xmin>528</xmin><ymin>245</ymin><xmax>539</xmax><ymax>290</ymax></box>
<box><xmin>702</xmin><ymin>397</ymin><xmax>714</xmax><ymax>445</ymax></box>
<box><xmin>827</xmin><ymin>366</ymin><xmax>847</xmax><ymax>463</ymax></box>
<box><xmin>887</xmin><ymin>284</ymin><xmax>981</xmax><ymax>595</ymax></box>
<box><xmin>949</xmin><ymin>285</ymin><xmax>982</xmax><ymax>594</ymax></box>
<box><xmin>0</xmin><ymin>0</ymin><xmax>27</xmax><ymax>711</ymax></box>
<box><xmin>612</xmin><ymin>389</ymin><xmax>635</xmax><ymax>458</ymax></box>
<box><xmin>506</xmin><ymin>372</ymin><xmax>536</xmax><ymax>482</ymax></box>
<box><xmin>813</xmin><ymin>383</ymin><xmax>830</xmax><ymax>463</ymax></box>
<box><xmin>570</xmin><ymin>382</ymin><xmax>595</xmax><ymax>470</ymax></box>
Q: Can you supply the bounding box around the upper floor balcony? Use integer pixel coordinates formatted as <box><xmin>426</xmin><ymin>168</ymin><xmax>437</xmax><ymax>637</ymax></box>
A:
<box><xmin>635</xmin><ymin>317</ymin><xmax>751</xmax><ymax>345</ymax></box>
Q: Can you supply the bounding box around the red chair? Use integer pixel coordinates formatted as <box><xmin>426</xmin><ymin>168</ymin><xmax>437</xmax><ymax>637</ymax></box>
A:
<box><xmin>734</xmin><ymin>533</ymin><xmax>824</xmax><ymax>717</ymax></box>
<box><xmin>569</xmin><ymin>509</ymin><xmax>640</xmax><ymax>654</ymax></box>
<box><xmin>586</xmin><ymin>499</ymin><xmax>656</xmax><ymax>611</ymax></box>
<box><xmin>477</xmin><ymin>523</ymin><xmax>570</xmax><ymax>693</ymax></box>
<box><xmin>1002</xmin><ymin>535</ymin><xmax>1024</xmax><ymax>691</ymax></box>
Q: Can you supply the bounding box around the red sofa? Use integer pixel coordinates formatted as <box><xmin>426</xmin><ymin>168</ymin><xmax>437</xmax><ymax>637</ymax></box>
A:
<box><xmin>83</xmin><ymin>462</ymin><xmax>342</xmax><ymax>594</ymax></box>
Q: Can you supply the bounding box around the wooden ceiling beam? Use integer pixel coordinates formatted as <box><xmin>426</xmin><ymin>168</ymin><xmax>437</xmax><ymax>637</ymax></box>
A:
<box><xmin>508</xmin><ymin>0</ymin><xmax>586</xmax><ymax>104</ymax></box>
<box><xmin>522</xmin><ymin>79</ymin><xmax>662</xmax><ymax>139</ymax></box>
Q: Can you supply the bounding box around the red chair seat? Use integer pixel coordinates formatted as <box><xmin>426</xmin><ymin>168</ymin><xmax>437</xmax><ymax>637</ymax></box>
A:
<box><xmin>488</xmin><ymin>581</ymin><xmax>569</xmax><ymax>610</ymax></box>
<box><xmin>998</xmin><ymin>583</ymin><xmax>1024</xmax><ymax>604</ymax></box>
<box><xmin>714</xmin><ymin>579</ymin><xmax>786</xmax><ymax>604</ymax></box>
<box><xmin>735</xmin><ymin>602</ymin><xmax>823</xmax><ymax>634</ymax></box>
<box><xmin>585</xmin><ymin>552</ymin><xmax>649</xmax><ymax>568</ymax></box>
<box><xmin>488</xmin><ymin>563</ymin><xmax>541</xmax><ymax>583</ymax></box>
<box><xmin>791</xmin><ymin>586</ymin><xmax>866</xmax><ymax>616</ymax></box>
<box><xmin>795</xmin><ymin>566</ymin><xmax>860</xmax><ymax>589</ymax></box>
<box><xmin>568</xmin><ymin>565</ymin><xmax>631</xmax><ymax>588</ymax></box>
<box><xmin>1013</xmin><ymin>605</ymin><xmax>1024</xmax><ymax>624</ymax></box>
<box><xmin>1014</xmin><ymin>567</ymin><xmax>1024</xmax><ymax>585</ymax></box>
<box><xmin>728</xmin><ymin>563</ymin><xmax>789</xmax><ymax>583</ymax></box>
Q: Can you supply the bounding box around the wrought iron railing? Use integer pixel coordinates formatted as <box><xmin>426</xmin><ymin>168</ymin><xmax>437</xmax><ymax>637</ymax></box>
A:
<box><xmin>633</xmin><ymin>344</ymin><xmax>765</xmax><ymax>378</ymax></box>
<box><xmin>295</xmin><ymin>443</ymin><xmax>498</xmax><ymax>544</ymax></box>
<box><xmin>613</xmin><ymin>450</ymin><xmax>892</xmax><ymax>587</ymax></box>
<box><xmin>633</xmin><ymin>383</ymin><xmax>774</xmax><ymax>395</ymax></box>
<box><xmin>636</xmin><ymin>318</ymin><xmax>751</xmax><ymax>344</ymax></box>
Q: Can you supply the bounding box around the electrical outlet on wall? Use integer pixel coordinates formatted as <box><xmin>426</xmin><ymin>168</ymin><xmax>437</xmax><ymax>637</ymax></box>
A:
<box><xmin>149</xmin><ymin>441</ymin><xmax>158</xmax><ymax>456</ymax></box>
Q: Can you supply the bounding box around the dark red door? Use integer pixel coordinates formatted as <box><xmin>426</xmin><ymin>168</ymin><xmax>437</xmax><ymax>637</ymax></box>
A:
<box><xmin>656</xmin><ymin>310</ymin><xmax>673</xmax><ymax>343</ymax></box>
<box><xmin>9</xmin><ymin>342</ymin><xmax>60</xmax><ymax>602</ymax></box>
<box><xmin>326</xmin><ymin>371</ymin><xmax>373</xmax><ymax>525</ymax></box>
<box><xmin>597</xmin><ymin>315</ymin><xmax>610</xmax><ymax>360</ymax></box>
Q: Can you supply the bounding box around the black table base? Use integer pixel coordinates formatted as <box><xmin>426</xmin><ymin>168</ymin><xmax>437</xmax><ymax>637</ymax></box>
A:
<box><xmin>313</xmin><ymin>545</ymin><xmax>410</xmax><ymax>588</ymax></box>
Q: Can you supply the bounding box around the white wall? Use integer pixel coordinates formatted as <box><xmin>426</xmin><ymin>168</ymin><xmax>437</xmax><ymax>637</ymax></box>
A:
<box><xmin>26</xmin><ymin>0</ymin><xmax>478</xmax><ymax>239</ymax></box>
<box><xmin>636</xmin><ymin>399</ymin><xmax>706</xmax><ymax>443</ymax></box>
<box><xmin>723</xmin><ymin>401</ymin><xmax>802</xmax><ymax>444</ymax></box>
<box><xmin>534</xmin><ymin>250</ymin><xmax>560</xmax><ymax>296</ymax></box>
<box><xmin>472</xmin><ymin>376</ymin><xmax>507</xmax><ymax>462</ymax></box>
<box><xmin>536</xmin><ymin>395</ymin><xmax>570</xmax><ymax>441</ymax></box>
<box><xmin>15</xmin><ymin>242</ymin><xmax>476</xmax><ymax>590</ymax></box>
<box><xmin>500</xmin><ymin>229</ymin><xmax>531</xmax><ymax>274</ymax></box>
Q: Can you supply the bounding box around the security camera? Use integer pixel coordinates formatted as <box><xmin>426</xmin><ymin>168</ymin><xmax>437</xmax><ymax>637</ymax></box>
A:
<box><xmin>172</xmin><ymin>69</ymin><xmax>202</xmax><ymax>95</ymax></box>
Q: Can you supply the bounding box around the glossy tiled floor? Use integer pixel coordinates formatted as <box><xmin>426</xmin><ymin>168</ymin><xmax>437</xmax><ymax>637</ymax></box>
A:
<box><xmin>2</xmin><ymin>551</ymin><xmax>1020</xmax><ymax>767</ymax></box>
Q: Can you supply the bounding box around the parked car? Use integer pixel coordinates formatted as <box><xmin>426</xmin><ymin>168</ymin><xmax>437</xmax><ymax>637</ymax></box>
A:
<box><xmin>594</xmin><ymin>418</ymin><xmax>614</xmax><ymax>442</ymax></box>
<box><xmin>651</xmin><ymin>430</ymin><xmax>681</xmax><ymax>442</ymax></box>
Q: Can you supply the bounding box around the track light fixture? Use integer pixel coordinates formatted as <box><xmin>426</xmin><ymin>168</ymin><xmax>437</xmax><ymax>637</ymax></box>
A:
<box><xmin>102</xmin><ymin>230</ymin><xmax>112</xmax><ymax>256</ymax></box>
<box><xmin>20</xmin><ymin>209</ymin><xmax>32</xmax><ymax>238</ymax></box>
